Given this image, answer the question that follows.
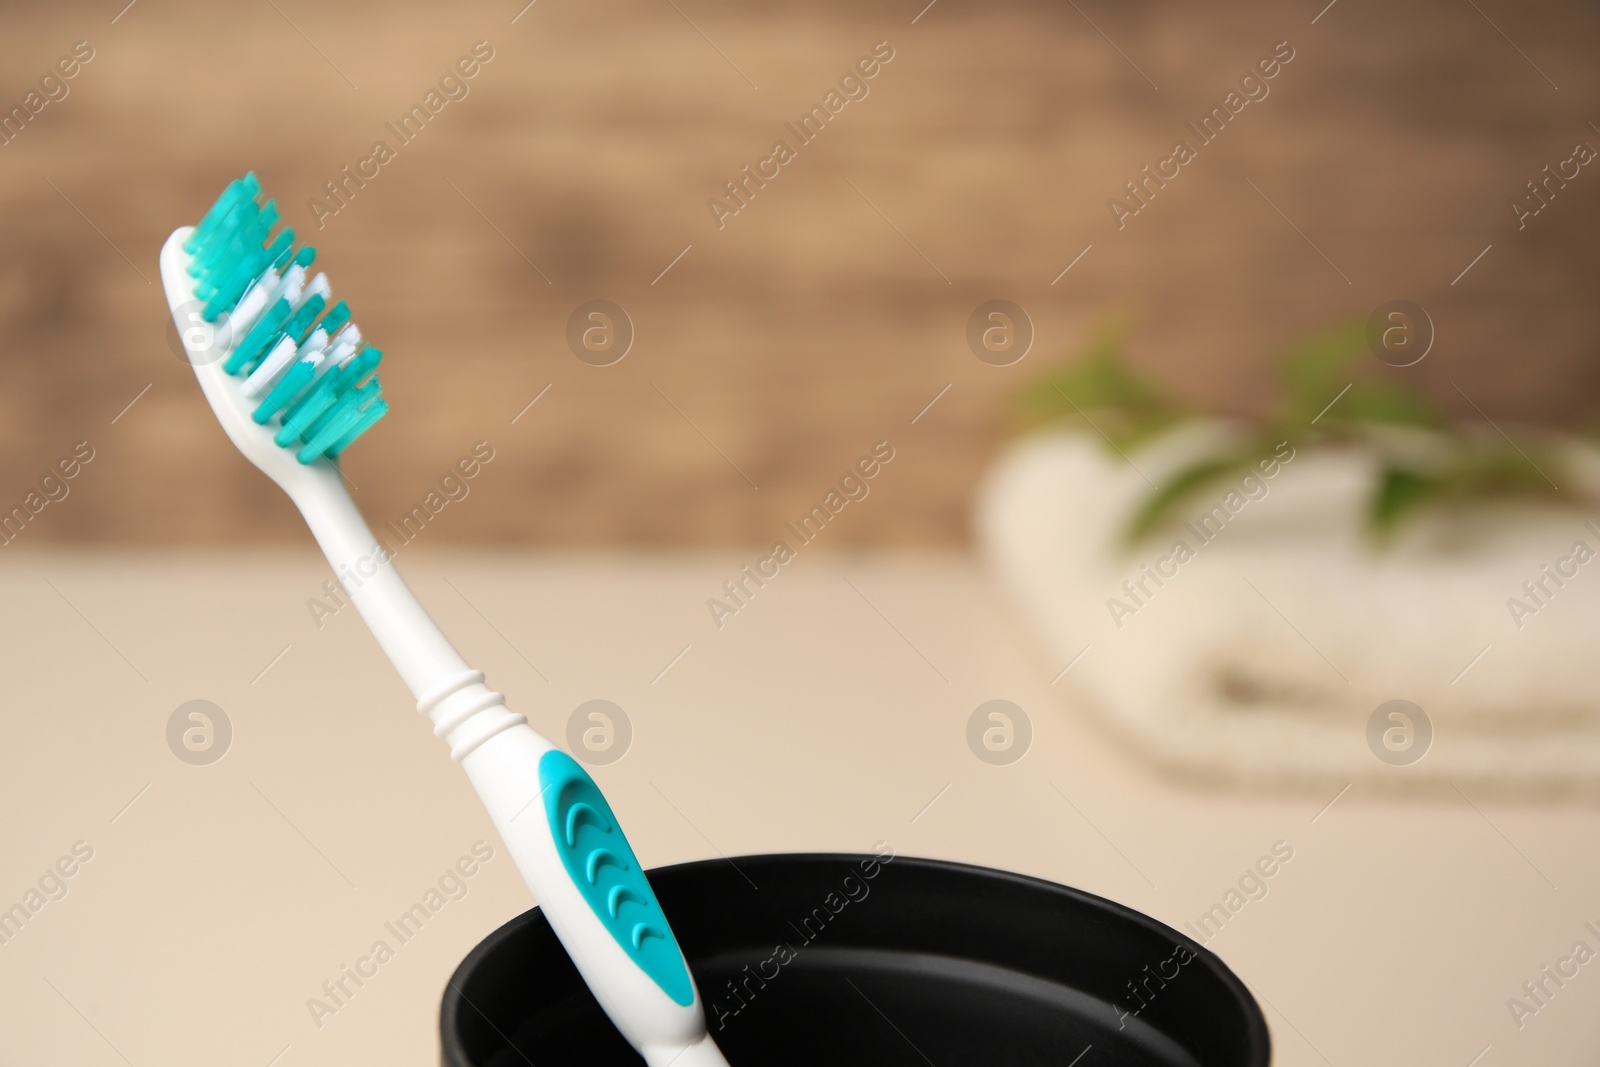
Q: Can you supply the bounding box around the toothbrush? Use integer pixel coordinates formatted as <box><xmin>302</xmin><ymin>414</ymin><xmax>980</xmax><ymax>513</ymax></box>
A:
<box><xmin>161</xmin><ymin>174</ymin><xmax>731</xmax><ymax>1067</ymax></box>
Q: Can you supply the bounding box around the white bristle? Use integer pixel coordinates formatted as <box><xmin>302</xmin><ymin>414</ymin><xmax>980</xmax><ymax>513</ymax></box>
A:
<box><xmin>327</xmin><ymin>324</ymin><xmax>362</xmax><ymax>366</ymax></box>
<box><xmin>234</xmin><ymin>263</ymin><xmax>304</xmax><ymax>342</ymax></box>
<box><xmin>242</xmin><ymin>336</ymin><xmax>299</xmax><ymax>399</ymax></box>
<box><xmin>227</xmin><ymin>265</ymin><xmax>279</xmax><ymax>337</ymax></box>
<box><xmin>268</xmin><ymin>264</ymin><xmax>306</xmax><ymax>311</ymax></box>
<box><xmin>295</xmin><ymin>327</ymin><xmax>328</xmax><ymax>363</ymax></box>
<box><xmin>300</xmin><ymin>272</ymin><xmax>332</xmax><ymax>309</ymax></box>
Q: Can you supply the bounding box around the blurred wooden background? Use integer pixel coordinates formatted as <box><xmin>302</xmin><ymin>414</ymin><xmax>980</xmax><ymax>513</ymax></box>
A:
<box><xmin>0</xmin><ymin>0</ymin><xmax>1596</xmax><ymax>547</ymax></box>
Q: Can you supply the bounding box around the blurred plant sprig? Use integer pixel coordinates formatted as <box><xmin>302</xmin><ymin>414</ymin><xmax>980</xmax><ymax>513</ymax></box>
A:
<box><xmin>1014</xmin><ymin>323</ymin><xmax>1571</xmax><ymax>544</ymax></box>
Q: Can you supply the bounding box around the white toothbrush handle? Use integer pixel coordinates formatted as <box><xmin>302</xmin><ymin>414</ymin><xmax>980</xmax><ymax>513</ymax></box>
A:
<box><xmin>289</xmin><ymin>471</ymin><xmax>729</xmax><ymax>1066</ymax></box>
<box><xmin>460</xmin><ymin>726</ymin><xmax>731</xmax><ymax>1067</ymax></box>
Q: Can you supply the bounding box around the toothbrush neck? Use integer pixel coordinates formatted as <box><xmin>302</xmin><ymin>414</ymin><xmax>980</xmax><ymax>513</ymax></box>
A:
<box><xmin>418</xmin><ymin>668</ymin><xmax>529</xmax><ymax>760</ymax></box>
<box><xmin>291</xmin><ymin>467</ymin><xmax>502</xmax><ymax>716</ymax></box>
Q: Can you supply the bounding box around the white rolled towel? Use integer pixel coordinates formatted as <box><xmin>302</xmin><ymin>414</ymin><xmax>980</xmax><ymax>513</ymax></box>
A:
<box><xmin>976</xmin><ymin>423</ymin><xmax>1600</xmax><ymax>795</ymax></box>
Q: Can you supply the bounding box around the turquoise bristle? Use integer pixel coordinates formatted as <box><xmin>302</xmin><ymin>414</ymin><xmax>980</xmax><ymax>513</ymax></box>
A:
<box><xmin>274</xmin><ymin>347</ymin><xmax>382</xmax><ymax>446</ymax></box>
<box><xmin>192</xmin><ymin>196</ymin><xmax>273</xmax><ymax>280</ymax></box>
<box><xmin>200</xmin><ymin>201</ymin><xmax>280</xmax><ymax>305</ymax></box>
<box><xmin>224</xmin><ymin>297</ymin><xmax>291</xmax><ymax>375</ymax></box>
<box><xmin>183</xmin><ymin>176</ymin><xmax>248</xmax><ymax>255</ymax></box>
<box><xmin>269</xmin><ymin>228</ymin><xmax>297</xmax><ymax>270</ymax></box>
<box><xmin>319</xmin><ymin>300</ymin><xmax>351</xmax><ymax>338</ymax></box>
<box><xmin>327</xmin><ymin>398</ymin><xmax>389</xmax><ymax>459</ymax></box>
<box><xmin>303</xmin><ymin>377</ymin><xmax>370</xmax><ymax>441</ymax></box>
<box><xmin>284</xmin><ymin>292</ymin><xmax>327</xmax><ymax>343</ymax></box>
<box><xmin>185</xmin><ymin>180</ymin><xmax>255</xmax><ymax>262</ymax></box>
<box><xmin>274</xmin><ymin>384</ymin><xmax>338</xmax><ymax>447</ymax></box>
<box><xmin>202</xmin><ymin>224</ymin><xmax>293</xmax><ymax>321</ymax></box>
<box><xmin>299</xmin><ymin>380</ymin><xmax>382</xmax><ymax>463</ymax></box>
<box><xmin>186</xmin><ymin>174</ymin><xmax>387</xmax><ymax>461</ymax></box>
<box><xmin>253</xmin><ymin>359</ymin><xmax>316</xmax><ymax>424</ymax></box>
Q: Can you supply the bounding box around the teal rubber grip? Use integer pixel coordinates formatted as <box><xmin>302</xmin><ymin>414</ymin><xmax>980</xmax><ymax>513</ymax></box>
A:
<box><xmin>538</xmin><ymin>750</ymin><xmax>695</xmax><ymax>1007</ymax></box>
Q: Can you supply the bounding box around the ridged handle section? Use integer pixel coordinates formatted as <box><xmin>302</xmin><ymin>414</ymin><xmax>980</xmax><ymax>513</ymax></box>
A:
<box><xmin>457</xmin><ymin>723</ymin><xmax>727</xmax><ymax>1065</ymax></box>
<box><xmin>539</xmin><ymin>750</ymin><xmax>695</xmax><ymax>1006</ymax></box>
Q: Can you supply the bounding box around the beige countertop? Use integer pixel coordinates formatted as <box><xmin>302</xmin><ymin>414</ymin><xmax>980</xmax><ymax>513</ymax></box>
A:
<box><xmin>0</xmin><ymin>552</ymin><xmax>1595</xmax><ymax>1066</ymax></box>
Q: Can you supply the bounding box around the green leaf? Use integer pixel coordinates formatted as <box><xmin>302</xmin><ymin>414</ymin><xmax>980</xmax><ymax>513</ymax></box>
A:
<box><xmin>1012</xmin><ymin>315</ymin><xmax>1586</xmax><ymax>547</ymax></box>
<box><xmin>1015</xmin><ymin>335</ymin><xmax>1186</xmax><ymax>451</ymax></box>
<box><xmin>1338</xmin><ymin>382</ymin><xmax>1446</xmax><ymax>430</ymax></box>
<box><xmin>1370</xmin><ymin>467</ymin><xmax>1442</xmax><ymax>534</ymax></box>
<box><xmin>1367</xmin><ymin>439</ymin><xmax>1564</xmax><ymax>538</ymax></box>
<box><xmin>1123</xmin><ymin>455</ymin><xmax>1249</xmax><ymax>544</ymax></box>
<box><xmin>1449</xmin><ymin>437</ymin><xmax>1562</xmax><ymax>496</ymax></box>
<box><xmin>1279</xmin><ymin>322</ymin><xmax>1367</xmax><ymax>426</ymax></box>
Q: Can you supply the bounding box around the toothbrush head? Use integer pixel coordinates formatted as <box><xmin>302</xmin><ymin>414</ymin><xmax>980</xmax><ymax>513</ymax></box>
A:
<box><xmin>160</xmin><ymin>172</ymin><xmax>387</xmax><ymax>489</ymax></box>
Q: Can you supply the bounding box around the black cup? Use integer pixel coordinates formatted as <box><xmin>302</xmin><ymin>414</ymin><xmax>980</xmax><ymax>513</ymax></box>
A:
<box><xmin>441</xmin><ymin>853</ymin><xmax>1269</xmax><ymax>1066</ymax></box>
